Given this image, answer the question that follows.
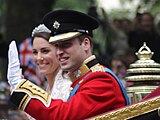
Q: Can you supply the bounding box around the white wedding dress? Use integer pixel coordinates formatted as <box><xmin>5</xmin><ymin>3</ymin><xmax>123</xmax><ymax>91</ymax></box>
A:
<box><xmin>47</xmin><ymin>69</ymin><xmax>72</xmax><ymax>101</ymax></box>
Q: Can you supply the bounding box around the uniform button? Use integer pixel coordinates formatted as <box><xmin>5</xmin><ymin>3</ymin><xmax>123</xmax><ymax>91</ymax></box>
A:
<box><xmin>32</xmin><ymin>86</ymin><xmax>37</xmax><ymax>90</ymax></box>
<box><xmin>41</xmin><ymin>90</ymin><xmax>45</xmax><ymax>94</ymax></box>
<box><xmin>28</xmin><ymin>83</ymin><xmax>32</xmax><ymax>87</ymax></box>
<box><xmin>36</xmin><ymin>88</ymin><xmax>41</xmax><ymax>92</ymax></box>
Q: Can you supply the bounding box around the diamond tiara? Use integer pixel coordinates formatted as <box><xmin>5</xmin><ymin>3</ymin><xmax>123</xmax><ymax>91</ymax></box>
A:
<box><xmin>31</xmin><ymin>24</ymin><xmax>51</xmax><ymax>37</ymax></box>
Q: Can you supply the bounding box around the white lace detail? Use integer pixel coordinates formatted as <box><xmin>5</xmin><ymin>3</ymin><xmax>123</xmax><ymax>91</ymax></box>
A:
<box><xmin>50</xmin><ymin>69</ymin><xmax>72</xmax><ymax>101</ymax></box>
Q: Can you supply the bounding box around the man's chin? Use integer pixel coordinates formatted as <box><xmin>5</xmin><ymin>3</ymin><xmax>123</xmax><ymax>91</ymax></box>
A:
<box><xmin>61</xmin><ymin>65</ymin><xmax>70</xmax><ymax>71</ymax></box>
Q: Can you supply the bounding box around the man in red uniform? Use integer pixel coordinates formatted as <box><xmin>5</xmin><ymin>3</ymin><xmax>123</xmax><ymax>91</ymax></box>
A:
<box><xmin>8</xmin><ymin>9</ymin><xmax>129</xmax><ymax>120</ymax></box>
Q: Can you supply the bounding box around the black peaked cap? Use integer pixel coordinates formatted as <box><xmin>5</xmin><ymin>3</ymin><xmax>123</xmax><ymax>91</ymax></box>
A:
<box><xmin>42</xmin><ymin>9</ymin><xmax>99</xmax><ymax>43</ymax></box>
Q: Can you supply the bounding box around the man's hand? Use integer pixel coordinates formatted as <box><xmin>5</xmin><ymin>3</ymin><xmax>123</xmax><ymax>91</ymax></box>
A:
<box><xmin>7</xmin><ymin>41</ymin><xmax>22</xmax><ymax>89</ymax></box>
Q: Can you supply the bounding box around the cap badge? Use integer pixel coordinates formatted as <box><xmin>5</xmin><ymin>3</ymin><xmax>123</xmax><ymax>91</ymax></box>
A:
<box><xmin>53</xmin><ymin>21</ymin><xmax>60</xmax><ymax>29</ymax></box>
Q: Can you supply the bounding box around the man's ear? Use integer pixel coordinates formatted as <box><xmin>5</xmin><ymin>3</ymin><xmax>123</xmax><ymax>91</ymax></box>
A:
<box><xmin>82</xmin><ymin>37</ymin><xmax>91</xmax><ymax>50</ymax></box>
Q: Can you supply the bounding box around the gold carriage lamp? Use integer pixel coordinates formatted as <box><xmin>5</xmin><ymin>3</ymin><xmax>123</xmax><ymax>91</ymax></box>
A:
<box><xmin>125</xmin><ymin>42</ymin><xmax>160</xmax><ymax>104</ymax></box>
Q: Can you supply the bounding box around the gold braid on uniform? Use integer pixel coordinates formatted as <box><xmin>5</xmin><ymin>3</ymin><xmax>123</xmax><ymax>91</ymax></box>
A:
<box><xmin>10</xmin><ymin>79</ymin><xmax>51</xmax><ymax>110</ymax></box>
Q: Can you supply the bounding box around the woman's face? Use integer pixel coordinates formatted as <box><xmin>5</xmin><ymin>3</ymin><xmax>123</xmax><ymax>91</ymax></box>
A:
<box><xmin>32</xmin><ymin>37</ymin><xmax>59</xmax><ymax>75</ymax></box>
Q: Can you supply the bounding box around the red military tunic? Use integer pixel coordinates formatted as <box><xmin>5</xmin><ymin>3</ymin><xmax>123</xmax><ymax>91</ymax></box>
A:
<box><xmin>10</xmin><ymin>55</ymin><xmax>129</xmax><ymax>120</ymax></box>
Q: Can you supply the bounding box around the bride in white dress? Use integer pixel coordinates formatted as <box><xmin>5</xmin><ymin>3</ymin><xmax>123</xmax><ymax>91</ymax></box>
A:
<box><xmin>24</xmin><ymin>24</ymin><xmax>72</xmax><ymax>119</ymax></box>
<box><xmin>32</xmin><ymin>24</ymin><xmax>72</xmax><ymax>101</ymax></box>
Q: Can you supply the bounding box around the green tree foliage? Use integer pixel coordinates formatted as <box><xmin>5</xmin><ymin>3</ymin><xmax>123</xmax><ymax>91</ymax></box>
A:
<box><xmin>120</xmin><ymin>0</ymin><xmax>160</xmax><ymax>17</ymax></box>
<box><xmin>53</xmin><ymin>0</ymin><xmax>92</xmax><ymax>12</ymax></box>
<box><xmin>0</xmin><ymin>0</ymin><xmax>6</xmax><ymax>34</ymax></box>
<box><xmin>5</xmin><ymin>0</ymin><xmax>55</xmax><ymax>44</ymax></box>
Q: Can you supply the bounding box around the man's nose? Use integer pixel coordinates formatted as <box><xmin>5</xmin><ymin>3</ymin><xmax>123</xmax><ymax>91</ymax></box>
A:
<box><xmin>56</xmin><ymin>47</ymin><xmax>64</xmax><ymax>55</ymax></box>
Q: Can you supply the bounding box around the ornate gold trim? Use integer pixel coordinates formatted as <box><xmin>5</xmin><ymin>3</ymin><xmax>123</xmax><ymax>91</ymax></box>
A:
<box><xmin>19</xmin><ymin>94</ymin><xmax>30</xmax><ymax>110</ymax></box>
<box><xmin>68</xmin><ymin>63</ymin><xmax>90</xmax><ymax>82</ymax></box>
<box><xmin>89</xmin><ymin>96</ymin><xmax>160</xmax><ymax>120</ymax></box>
<box><xmin>130</xmin><ymin>63</ymin><xmax>160</xmax><ymax>68</ymax></box>
<box><xmin>127</xmin><ymin>68</ymin><xmax>160</xmax><ymax>73</ymax></box>
<box><xmin>125</xmin><ymin>75</ymin><xmax>160</xmax><ymax>81</ymax></box>
<box><xmin>49</xmin><ymin>32</ymin><xmax>81</xmax><ymax>43</ymax></box>
<box><xmin>84</xmin><ymin>55</ymin><xmax>96</xmax><ymax>64</ymax></box>
<box><xmin>15</xmin><ymin>79</ymin><xmax>51</xmax><ymax>108</ymax></box>
<box><xmin>90</xmin><ymin>64</ymin><xmax>104</xmax><ymax>72</ymax></box>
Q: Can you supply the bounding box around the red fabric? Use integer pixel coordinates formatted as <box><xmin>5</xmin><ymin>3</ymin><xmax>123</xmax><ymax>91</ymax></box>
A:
<box><xmin>25</xmin><ymin>71</ymin><xmax>126</xmax><ymax>120</ymax></box>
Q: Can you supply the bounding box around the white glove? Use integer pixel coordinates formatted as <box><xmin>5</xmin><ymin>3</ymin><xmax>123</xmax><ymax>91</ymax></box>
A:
<box><xmin>7</xmin><ymin>41</ymin><xmax>22</xmax><ymax>89</ymax></box>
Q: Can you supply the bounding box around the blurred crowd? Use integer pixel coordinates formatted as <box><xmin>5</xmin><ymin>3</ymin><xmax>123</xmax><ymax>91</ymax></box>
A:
<box><xmin>95</xmin><ymin>11</ymin><xmax>160</xmax><ymax>63</ymax></box>
<box><xmin>93</xmin><ymin>11</ymin><xmax>160</xmax><ymax>87</ymax></box>
<box><xmin>1</xmin><ymin>11</ymin><xmax>160</xmax><ymax>119</ymax></box>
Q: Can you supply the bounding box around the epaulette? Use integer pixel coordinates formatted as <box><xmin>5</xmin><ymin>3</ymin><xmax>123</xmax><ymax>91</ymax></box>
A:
<box><xmin>10</xmin><ymin>79</ymin><xmax>51</xmax><ymax>110</ymax></box>
<box><xmin>90</xmin><ymin>64</ymin><xmax>105</xmax><ymax>72</ymax></box>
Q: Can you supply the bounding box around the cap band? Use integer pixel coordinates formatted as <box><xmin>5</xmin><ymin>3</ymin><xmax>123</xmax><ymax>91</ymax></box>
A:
<box><xmin>49</xmin><ymin>32</ymin><xmax>82</xmax><ymax>43</ymax></box>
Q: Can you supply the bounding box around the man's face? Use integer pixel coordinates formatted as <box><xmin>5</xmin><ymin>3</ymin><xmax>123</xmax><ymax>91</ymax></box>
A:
<box><xmin>53</xmin><ymin>37</ymin><xmax>87</xmax><ymax>72</ymax></box>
